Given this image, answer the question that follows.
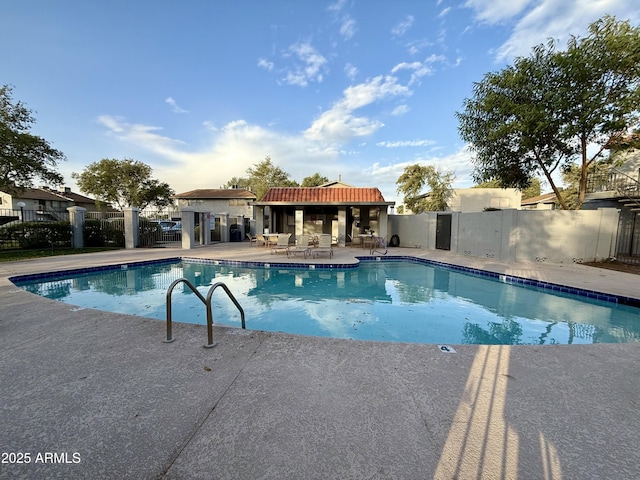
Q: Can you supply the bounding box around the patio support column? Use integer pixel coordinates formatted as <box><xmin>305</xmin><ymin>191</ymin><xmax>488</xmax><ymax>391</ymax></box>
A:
<box><xmin>123</xmin><ymin>207</ymin><xmax>139</xmax><ymax>249</ymax></box>
<box><xmin>201</xmin><ymin>212</ymin><xmax>212</xmax><ymax>245</ymax></box>
<box><xmin>237</xmin><ymin>216</ymin><xmax>245</xmax><ymax>240</ymax></box>
<box><xmin>220</xmin><ymin>213</ymin><xmax>229</xmax><ymax>242</ymax></box>
<box><xmin>67</xmin><ymin>206</ymin><xmax>86</xmax><ymax>249</ymax></box>
<box><xmin>295</xmin><ymin>208</ymin><xmax>304</xmax><ymax>238</ymax></box>
<box><xmin>255</xmin><ymin>207</ymin><xmax>264</xmax><ymax>234</ymax></box>
<box><xmin>337</xmin><ymin>207</ymin><xmax>347</xmax><ymax>247</ymax></box>
<box><xmin>180</xmin><ymin>208</ymin><xmax>195</xmax><ymax>249</ymax></box>
<box><xmin>379</xmin><ymin>207</ymin><xmax>388</xmax><ymax>240</ymax></box>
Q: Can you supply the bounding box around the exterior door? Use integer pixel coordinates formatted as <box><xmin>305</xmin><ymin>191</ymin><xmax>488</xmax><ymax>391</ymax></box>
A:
<box><xmin>436</xmin><ymin>214</ymin><xmax>452</xmax><ymax>250</ymax></box>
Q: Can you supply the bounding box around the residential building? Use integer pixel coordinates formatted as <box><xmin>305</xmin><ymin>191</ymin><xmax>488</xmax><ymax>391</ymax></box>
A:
<box><xmin>173</xmin><ymin>188</ymin><xmax>256</xmax><ymax>218</ymax></box>
<box><xmin>584</xmin><ymin>148</ymin><xmax>640</xmax><ymax>258</ymax></box>
<box><xmin>521</xmin><ymin>192</ymin><xmax>558</xmax><ymax>210</ymax></box>
<box><xmin>398</xmin><ymin>188</ymin><xmax>522</xmax><ymax>214</ymax></box>
<box><xmin>0</xmin><ymin>187</ymin><xmax>101</xmax><ymax>224</ymax></box>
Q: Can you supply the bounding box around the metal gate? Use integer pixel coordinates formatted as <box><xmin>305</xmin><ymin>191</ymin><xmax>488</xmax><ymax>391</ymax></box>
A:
<box><xmin>616</xmin><ymin>209</ymin><xmax>640</xmax><ymax>261</ymax></box>
<box><xmin>85</xmin><ymin>211</ymin><xmax>125</xmax><ymax>247</ymax></box>
<box><xmin>436</xmin><ymin>214</ymin><xmax>452</xmax><ymax>250</ymax></box>
<box><xmin>140</xmin><ymin>210</ymin><xmax>181</xmax><ymax>248</ymax></box>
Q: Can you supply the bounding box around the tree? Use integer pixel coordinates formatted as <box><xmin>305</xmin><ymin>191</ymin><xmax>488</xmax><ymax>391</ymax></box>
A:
<box><xmin>222</xmin><ymin>176</ymin><xmax>250</xmax><ymax>189</ymax></box>
<box><xmin>227</xmin><ymin>156</ymin><xmax>298</xmax><ymax>200</ymax></box>
<box><xmin>0</xmin><ymin>84</ymin><xmax>66</xmax><ymax>194</ymax></box>
<box><xmin>561</xmin><ymin>156</ymin><xmax>620</xmax><ymax>209</ymax></box>
<box><xmin>457</xmin><ymin>16</ymin><xmax>640</xmax><ymax>209</ymax></box>
<box><xmin>396</xmin><ymin>164</ymin><xmax>455</xmax><ymax>213</ymax></box>
<box><xmin>73</xmin><ymin>158</ymin><xmax>174</xmax><ymax>210</ymax></box>
<box><xmin>301</xmin><ymin>173</ymin><xmax>329</xmax><ymax>187</ymax></box>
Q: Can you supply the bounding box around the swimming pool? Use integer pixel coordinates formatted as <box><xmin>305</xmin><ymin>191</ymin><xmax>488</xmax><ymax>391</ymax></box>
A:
<box><xmin>10</xmin><ymin>257</ymin><xmax>640</xmax><ymax>345</ymax></box>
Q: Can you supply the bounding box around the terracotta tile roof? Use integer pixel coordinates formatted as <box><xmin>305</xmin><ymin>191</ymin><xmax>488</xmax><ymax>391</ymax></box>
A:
<box><xmin>260</xmin><ymin>187</ymin><xmax>390</xmax><ymax>204</ymax></box>
<box><xmin>173</xmin><ymin>189</ymin><xmax>256</xmax><ymax>200</ymax></box>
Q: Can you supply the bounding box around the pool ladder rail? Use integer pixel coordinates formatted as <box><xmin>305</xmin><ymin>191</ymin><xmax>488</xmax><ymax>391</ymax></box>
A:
<box><xmin>164</xmin><ymin>278</ymin><xmax>246</xmax><ymax>348</ymax></box>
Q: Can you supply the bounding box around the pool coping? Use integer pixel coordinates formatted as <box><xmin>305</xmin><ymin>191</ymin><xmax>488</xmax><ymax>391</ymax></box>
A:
<box><xmin>9</xmin><ymin>253</ymin><xmax>640</xmax><ymax>308</ymax></box>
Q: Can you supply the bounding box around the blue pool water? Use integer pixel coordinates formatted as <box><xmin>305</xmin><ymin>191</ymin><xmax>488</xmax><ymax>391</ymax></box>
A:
<box><xmin>11</xmin><ymin>257</ymin><xmax>640</xmax><ymax>345</ymax></box>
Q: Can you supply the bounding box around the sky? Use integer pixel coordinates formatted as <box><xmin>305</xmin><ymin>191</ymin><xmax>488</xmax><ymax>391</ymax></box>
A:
<box><xmin>2</xmin><ymin>0</ymin><xmax>638</xmax><ymax>205</ymax></box>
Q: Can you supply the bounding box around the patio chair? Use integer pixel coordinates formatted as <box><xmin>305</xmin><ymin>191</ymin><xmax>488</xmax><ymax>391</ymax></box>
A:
<box><xmin>347</xmin><ymin>233</ymin><xmax>361</xmax><ymax>248</ymax></box>
<box><xmin>246</xmin><ymin>233</ymin><xmax>257</xmax><ymax>245</ymax></box>
<box><xmin>361</xmin><ymin>233</ymin><xmax>376</xmax><ymax>250</ymax></box>
<box><xmin>270</xmin><ymin>233</ymin><xmax>291</xmax><ymax>254</ymax></box>
<box><xmin>255</xmin><ymin>233</ymin><xmax>266</xmax><ymax>247</ymax></box>
<box><xmin>312</xmin><ymin>234</ymin><xmax>333</xmax><ymax>258</ymax></box>
<box><xmin>287</xmin><ymin>234</ymin><xmax>312</xmax><ymax>258</ymax></box>
<box><xmin>266</xmin><ymin>234</ymin><xmax>279</xmax><ymax>248</ymax></box>
<box><xmin>369</xmin><ymin>235</ymin><xmax>387</xmax><ymax>255</ymax></box>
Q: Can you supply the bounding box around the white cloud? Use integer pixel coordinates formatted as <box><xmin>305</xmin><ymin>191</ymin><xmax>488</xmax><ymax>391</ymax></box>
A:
<box><xmin>344</xmin><ymin>62</ymin><xmax>358</xmax><ymax>80</ymax></box>
<box><xmin>94</xmin><ymin>112</ymin><xmax>475</xmax><ymax>205</ymax></box>
<box><xmin>391</xmin><ymin>54</ymin><xmax>446</xmax><ymax>84</ymax></box>
<box><xmin>391</xmin><ymin>104</ymin><xmax>410</xmax><ymax>116</ymax></box>
<box><xmin>165</xmin><ymin>97</ymin><xmax>189</xmax><ymax>114</ymax></box>
<box><xmin>464</xmin><ymin>0</ymin><xmax>532</xmax><ymax>24</ymax></box>
<box><xmin>358</xmin><ymin>145</ymin><xmax>476</xmax><ymax>204</ymax></box>
<box><xmin>304</xmin><ymin>75</ymin><xmax>411</xmax><ymax>144</ymax></box>
<box><xmin>392</xmin><ymin>15</ymin><xmax>415</xmax><ymax>37</ymax></box>
<box><xmin>391</xmin><ymin>61</ymin><xmax>432</xmax><ymax>85</ymax></box>
<box><xmin>257</xmin><ymin>58</ymin><xmax>274</xmax><ymax>71</ymax></box>
<box><xmin>438</xmin><ymin>7</ymin><xmax>452</xmax><ymax>18</ymax></box>
<box><xmin>465</xmin><ymin>0</ymin><xmax>640</xmax><ymax>61</ymax></box>
<box><xmin>328</xmin><ymin>0</ymin><xmax>347</xmax><ymax>12</ymax></box>
<box><xmin>97</xmin><ymin>115</ymin><xmax>186</xmax><ymax>160</ymax></box>
<box><xmin>377</xmin><ymin>140</ymin><xmax>436</xmax><ymax>148</ymax></box>
<box><xmin>340</xmin><ymin>15</ymin><xmax>357</xmax><ymax>40</ymax></box>
<box><xmin>96</xmin><ymin>115</ymin><xmax>340</xmax><ymax>192</ymax></box>
<box><xmin>405</xmin><ymin>38</ymin><xmax>433</xmax><ymax>56</ymax></box>
<box><xmin>282</xmin><ymin>42</ymin><xmax>328</xmax><ymax>86</ymax></box>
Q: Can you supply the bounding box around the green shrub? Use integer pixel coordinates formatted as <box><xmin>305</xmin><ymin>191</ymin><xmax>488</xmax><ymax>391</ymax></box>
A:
<box><xmin>103</xmin><ymin>218</ymin><xmax>125</xmax><ymax>247</ymax></box>
<box><xmin>83</xmin><ymin>219</ymin><xmax>106</xmax><ymax>247</ymax></box>
<box><xmin>0</xmin><ymin>221</ymin><xmax>72</xmax><ymax>249</ymax></box>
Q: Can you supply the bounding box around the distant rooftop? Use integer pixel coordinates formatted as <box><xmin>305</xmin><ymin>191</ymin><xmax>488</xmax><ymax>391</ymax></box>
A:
<box><xmin>521</xmin><ymin>192</ymin><xmax>558</xmax><ymax>206</ymax></box>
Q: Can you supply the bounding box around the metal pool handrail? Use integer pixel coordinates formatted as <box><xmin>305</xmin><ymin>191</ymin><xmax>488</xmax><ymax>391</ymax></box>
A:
<box><xmin>204</xmin><ymin>282</ymin><xmax>246</xmax><ymax>347</ymax></box>
<box><xmin>164</xmin><ymin>278</ymin><xmax>246</xmax><ymax>348</ymax></box>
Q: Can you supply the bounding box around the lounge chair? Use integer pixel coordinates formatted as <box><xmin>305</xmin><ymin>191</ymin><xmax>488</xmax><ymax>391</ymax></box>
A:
<box><xmin>287</xmin><ymin>234</ymin><xmax>312</xmax><ymax>258</ymax></box>
<box><xmin>246</xmin><ymin>233</ymin><xmax>257</xmax><ymax>245</ymax></box>
<box><xmin>312</xmin><ymin>234</ymin><xmax>333</xmax><ymax>258</ymax></box>
<box><xmin>255</xmin><ymin>233</ymin><xmax>266</xmax><ymax>247</ymax></box>
<box><xmin>270</xmin><ymin>233</ymin><xmax>291</xmax><ymax>254</ymax></box>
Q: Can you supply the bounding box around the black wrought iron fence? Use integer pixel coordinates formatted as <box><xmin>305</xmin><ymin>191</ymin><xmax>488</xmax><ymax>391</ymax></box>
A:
<box><xmin>0</xmin><ymin>208</ymin><xmax>72</xmax><ymax>250</ymax></box>
<box><xmin>83</xmin><ymin>211</ymin><xmax>124</xmax><ymax>247</ymax></box>
<box><xmin>140</xmin><ymin>209</ymin><xmax>181</xmax><ymax>247</ymax></box>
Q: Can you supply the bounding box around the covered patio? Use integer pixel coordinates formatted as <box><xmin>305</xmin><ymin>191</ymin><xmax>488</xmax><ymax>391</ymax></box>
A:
<box><xmin>253</xmin><ymin>187</ymin><xmax>395</xmax><ymax>246</ymax></box>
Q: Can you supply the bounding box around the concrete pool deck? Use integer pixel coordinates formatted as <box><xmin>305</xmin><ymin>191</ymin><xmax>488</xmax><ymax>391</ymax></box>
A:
<box><xmin>0</xmin><ymin>243</ymin><xmax>638</xmax><ymax>479</ymax></box>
